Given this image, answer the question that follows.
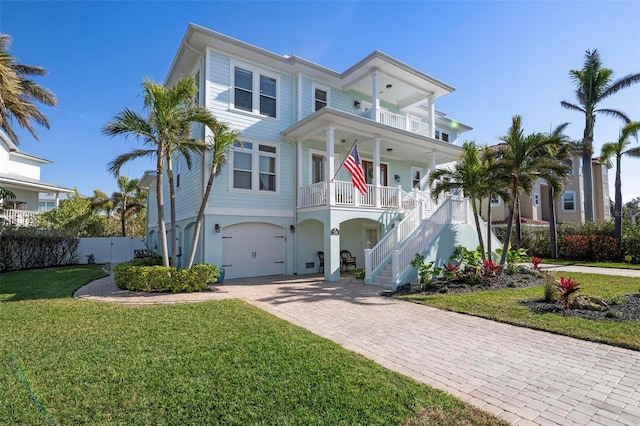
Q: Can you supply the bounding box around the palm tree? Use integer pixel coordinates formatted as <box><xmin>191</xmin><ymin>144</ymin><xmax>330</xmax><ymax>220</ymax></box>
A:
<box><xmin>111</xmin><ymin>176</ymin><xmax>146</xmax><ymax>237</ymax></box>
<box><xmin>186</xmin><ymin>120</ymin><xmax>240</xmax><ymax>268</ymax></box>
<box><xmin>429</xmin><ymin>141</ymin><xmax>489</xmax><ymax>261</ymax></box>
<box><xmin>600</xmin><ymin>121</ymin><xmax>640</xmax><ymax>259</ymax></box>
<box><xmin>496</xmin><ymin>116</ymin><xmax>570</xmax><ymax>266</ymax></box>
<box><xmin>90</xmin><ymin>189</ymin><xmax>114</xmax><ymax>218</ymax></box>
<box><xmin>0</xmin><ymin>34</ymin><xmax>57</xmax><ymax>144</ymax></box>
<box><xmin>104</xmin><ymin>76</ymin><xmax>216</xmax><ymax>267</ymax></box>
<box><xmin>561</xmin><ymin>49</ymin><xmax>640</xmax><ymax>222</ymax></box>
<box><xmin>479</xmin><ymin>146</ymin><xmax>510</xmax><ymax>260</ymax></box>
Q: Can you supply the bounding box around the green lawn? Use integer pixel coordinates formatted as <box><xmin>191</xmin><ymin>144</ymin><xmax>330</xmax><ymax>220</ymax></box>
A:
<box><xmin>0</xmin><ymin>266</ymin><xmax>506</xmax><ymax>425</ymax></box>
<box><xmin>404</xmin><ymin>272</ymin><xmax>640</xmax><ymax>351</ymax></box>
<box><xmin>542</xmin><ymin>259</ymin><xmax>640</xmax><ymax>270</ymax></box>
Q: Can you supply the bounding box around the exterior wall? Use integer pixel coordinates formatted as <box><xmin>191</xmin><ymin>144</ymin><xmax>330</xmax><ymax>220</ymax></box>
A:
<box><xmin>592</xmin><ymin>163</ymin><xmax>611</xmax><ymax>223</ymax></box>
<box><xmin>8</xmin><ymin>156</ymin><xmax>41</xmax><ymax>179</ymax></box>
<box><xmin>0</xmin><ymin>142</ymin><xmax>9</xmax><ymax>172</ymax></box>
<box><xmin>556</xmin><ymin>153</ymin><xmax>585</xmax><ymax>223</ymax></box>
<box><xmin>2</xmin><ymin>187</ymin><xmax>39</xmax><ymax>210</ymax></box>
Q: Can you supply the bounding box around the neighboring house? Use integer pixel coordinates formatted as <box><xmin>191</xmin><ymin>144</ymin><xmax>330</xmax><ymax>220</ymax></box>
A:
<box><xmin>0</xmin><ymin>129</ymin><xmax>72</xmax><ymax>226</ymax></box>
<box><xmin>38</xmin><ymin>191</ymin><xmax>73</xmax><ymax>212</ymax></box>
<box><xmin>142</xmin><ymin>24</ymin><xmax>489</xmax><ymax>288</ymax></box>
<box><xmin>484</xmin><ymin>149</ymin><xmax>611</xmax><ymax>226</ymax></box>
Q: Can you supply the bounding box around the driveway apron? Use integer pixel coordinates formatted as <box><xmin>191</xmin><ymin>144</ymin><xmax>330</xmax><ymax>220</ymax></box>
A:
<box><xmin>222</xmin><ymin>275</ymin><xmax>640</xmax><ymax>426</ymax></box>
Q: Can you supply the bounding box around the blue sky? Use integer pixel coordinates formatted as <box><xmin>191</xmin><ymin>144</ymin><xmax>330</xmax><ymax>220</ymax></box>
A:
<box><xmin>1</xmin><ymin>1</ymin><xmax>639</xmax><ymax>201</ymax></box>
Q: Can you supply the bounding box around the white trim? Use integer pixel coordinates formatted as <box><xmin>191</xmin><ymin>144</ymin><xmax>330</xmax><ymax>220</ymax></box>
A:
<box><xmin>296</xmin><ymin>74</ymin><xmax>302</xmax><ymax>121</ymax></box>
<box><xmin>410</xmin><ymin>165</ymin><xmax>424</xmax><ymax>190</ymax></box>
<box><xmin>562</xmin><ymin>190</ymin><xmax>576</xmax><ymax>212</ymax></box>
<box><xmin>309</xmin><ymin>148</ymin><xmax>327</xmax><ymax>184</ymax></box>
<box><xmin>311</xmin><ymin>82</ymin><xmax>330</xmax><ymax>112</ymax></box>
<box><xmin>204</xmin><ymin>207</ymin><xmax>293</xmax><ymax>217</ymax></box>
<box><xmin>229</xmin><ymin>59</ymin><xmax>280</xmax><ymax>120</ymax></box>
<box><xmin>229</xmin><ymin>138</ymin><xmax>280</xmax><ymax>194</ymax></box>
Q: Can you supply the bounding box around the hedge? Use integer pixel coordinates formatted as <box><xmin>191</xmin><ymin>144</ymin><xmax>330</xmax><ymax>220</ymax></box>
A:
<box><xmin>113</xmin><ymin>262</ymin><xmax>220</xmax><ymax>293</ymax></box>
<box><xmin>0</xmin><ymin>227</ymin><xmax>78</xmax><ymax>272</ymax></box>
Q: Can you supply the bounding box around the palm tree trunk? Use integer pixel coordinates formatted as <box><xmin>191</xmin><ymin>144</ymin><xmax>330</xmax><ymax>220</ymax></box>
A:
<box><xmin>500</xmin><ymin>186</ymin><xmax>518</xmax><ymax>266</ymax></box>
<box><xmin>615</xmin><ymin>154</ymin><xmax>623</xmax><ymax>260</ymax></box>
<box><xmin>515</xmin><ymin>198</ymin><xmax>522</xmax><ymax>250</ymax></box>
<box><xmin>186</xmin><ymin>163</ymin><xmax>218</xmax><ymax>268</ymax></box>
<box><xmin>471</xmin><ymin>199</ymin><xmax>486</xmax><ymax>261</ymax></box>
<box><xmin>486</xmin><ymin>198</ymin><xmax>492</xmax><ymax>260</ymax></box>
<box><xmin>156</xmin><ymin>152</ymin><xmax>169</xmax><ymax>267</ymax></box>
<box><xmin>121</xmin><ymin>198</ymin><xmax>127</xmax><ymax>237</ymax></box>
<box><xmin>166</xmin><ymin>155</ymin><xmax>177</xmax><ymax>268</ymax></box>
<box><xmin>582</xmin><ymin>119</ymin><xmax>595</xmax><ymax>221</ymax></box>
<box><xmin>548</xmin><ymin>186</ymin><xmax>558</xmax><ymax>259</ymax></box>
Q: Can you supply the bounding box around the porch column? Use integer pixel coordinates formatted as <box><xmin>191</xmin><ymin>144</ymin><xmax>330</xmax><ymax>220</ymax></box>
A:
<box><xmin>429</xmin><ymin>153</ymin><xmax>437</xmax><ymax>199</ymax></box>
<box><xmin>371</xmin><ymin>70</ymin><xmax>380</xmax><ymax>123</ymax></box>
<box><xmin>326</xmin><ymin>126</ymin><xmax>335</xmax><ymax>206</ymax></box>
<box><xmin>374</xmin><ymin>138</ymin><xmax>381</xmax><ymax>208</ymax></box>
<box><xmin>428</xmin><ymin>95</ymin><xmax>435</xmax><ymax>138</ymax></box>
<box><xmin>324</xmin><ymin>212</ymin><xmax>341</xmax><ymax>282</ymax></box>
<box><xmin>296</xmin><ymin>141</ymin><xmax>302</xmax><ymax>189</ymax></box>
<box><xmin>55</xmin><ymin>192</ymin><xmax>60</xmax><ymax>209</ymax></box>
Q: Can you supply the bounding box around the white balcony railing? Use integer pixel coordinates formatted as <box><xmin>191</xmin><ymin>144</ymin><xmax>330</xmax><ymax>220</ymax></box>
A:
<box><xmin>0</xmin><ymin>209</ymin><xmax>39</xmax><ymax>227</ymax></box>
<box><xmin>297</xmin><ymin>181</ymin><xmax>415</xmax><ymax>210</ymax></box>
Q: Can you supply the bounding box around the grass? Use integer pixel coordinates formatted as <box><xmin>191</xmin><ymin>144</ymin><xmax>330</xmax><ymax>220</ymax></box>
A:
<box><xmin>403</xmin><ymin>272</ymin><xmax>640</xmax><ymax>351</ymax></box>
<box><xmin>0</xmin><ymin>266</ymin><xmax>506</xmax><ymax>425</ymax></box>
<box><xmin>542</xmin><ymin>259</ymin><xmax>640</xmax><ymax>270</ymax></box>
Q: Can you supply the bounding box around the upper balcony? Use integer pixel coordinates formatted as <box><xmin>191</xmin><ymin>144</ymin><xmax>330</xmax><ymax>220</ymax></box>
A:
<box><xmin>0</xmin><ymin>209</ymin><xmax>40</xmax><ymax>227</ymax></box>
<box><xmin>360</xmin><ymin>108</ymin><xmax>433</xmax><ymax>139</ymax></box>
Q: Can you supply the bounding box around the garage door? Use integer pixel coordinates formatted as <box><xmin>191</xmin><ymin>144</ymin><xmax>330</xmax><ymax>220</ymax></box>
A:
<box><xmin>222</xmin><ymin>223</ymin><xmax>285</xmax><ymax>279</ymax></box>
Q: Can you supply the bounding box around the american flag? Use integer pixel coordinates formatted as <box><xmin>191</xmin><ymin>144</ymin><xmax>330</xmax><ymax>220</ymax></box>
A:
<box><xmin>344</xmin><ymin>145</ymin><xmax>367</xmax><ymax>195</ymax></box>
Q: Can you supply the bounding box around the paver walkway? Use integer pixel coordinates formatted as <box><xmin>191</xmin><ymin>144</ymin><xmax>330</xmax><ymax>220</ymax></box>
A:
<box><xmin>76</xmin><ymin>267</ymin><xmax>640</xmax><ymax>425</ymax></box>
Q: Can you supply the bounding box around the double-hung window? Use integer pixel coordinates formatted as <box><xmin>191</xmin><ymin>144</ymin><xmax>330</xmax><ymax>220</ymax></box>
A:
<box><xmin>232</xmin><ymin>64</ymin><xmax>278</xmax><ymax>118</ymax></box>
<box><xmin>232</xmin><ymin>141</ymin><xmax>278</xmax><ymax>192</ymax></box>
<box><xmin>313</xmin><ymin>84</ymin><xmax>328</xmax><ymax>111</ymax></box>
<box><xmin>563</xmin><ymin>191</ymin><xmax>576</xmax><ymax>211</ymax></box>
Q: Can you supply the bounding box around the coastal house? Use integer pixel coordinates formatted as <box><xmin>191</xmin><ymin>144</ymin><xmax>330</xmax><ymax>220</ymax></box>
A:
<box><xmin>0</xmin><ymin>129</ymin><xmax>72</xmax><ymax>226</ymax></box>
<box><xmin>141</xmin><ymin>24</ymin><xmax>490</xmax><ymax>288</ymax></box>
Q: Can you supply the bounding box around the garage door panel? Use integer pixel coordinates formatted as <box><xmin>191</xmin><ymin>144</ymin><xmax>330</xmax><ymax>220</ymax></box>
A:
<box><xmin>222</xmin><ymin>223</ymin><xmax>285</xmax><ymax>279</ymax></box>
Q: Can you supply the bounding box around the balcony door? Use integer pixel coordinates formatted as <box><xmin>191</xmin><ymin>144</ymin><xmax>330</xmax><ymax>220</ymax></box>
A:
<box><xmin>362</xmin><ymin>161</ymin><xmax>388</xmax><ymax>187</ymax></box>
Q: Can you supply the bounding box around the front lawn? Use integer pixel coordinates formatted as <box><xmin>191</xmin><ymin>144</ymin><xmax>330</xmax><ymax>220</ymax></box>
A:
<box><xmin>542</xmin><ymin>259</ymin><xmax>640</xmax><ymax>270</ymax></box>
<box><xmin>0</xmin><ymin>266</ymin><xmax>506</xmax><ymax>425</ymax></box>
<box><xmin>403</xmin><ymin>272</ymin><xmax>640</xmax><ymax>351</ymax></box>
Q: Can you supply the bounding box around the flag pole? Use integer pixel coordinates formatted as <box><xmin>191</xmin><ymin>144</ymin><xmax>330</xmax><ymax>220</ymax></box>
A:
<box><xmin>331</xmin><ymin>138</ymin><xmax>358</xmax><ymax>182</ymax></box>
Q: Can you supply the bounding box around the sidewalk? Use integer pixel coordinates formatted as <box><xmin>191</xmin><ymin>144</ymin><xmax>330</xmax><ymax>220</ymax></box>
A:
<box><xmin>75</xmin><ymin>269</ymin><xmax>640</xmax><ymax>425</ymax></box>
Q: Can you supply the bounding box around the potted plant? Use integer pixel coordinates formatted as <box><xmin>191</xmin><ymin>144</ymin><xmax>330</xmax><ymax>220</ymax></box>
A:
<box><xmin>86</xmin><ymin>253</ymin><xmax>95</xmax><ymax>264</ymax></box>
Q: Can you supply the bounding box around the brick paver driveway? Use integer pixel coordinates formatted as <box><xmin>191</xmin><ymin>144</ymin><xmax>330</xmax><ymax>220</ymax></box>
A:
<box><xmin>222</xmin><ymin>275</ymin><xmax>640</xmax><ymax>426</ymax></box>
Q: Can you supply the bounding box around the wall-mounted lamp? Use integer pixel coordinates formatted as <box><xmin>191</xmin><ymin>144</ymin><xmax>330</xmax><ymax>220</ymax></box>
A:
<box><xmin>290</xmin><ymin>225</ymin><xmax>295</xmax><ymax>233</ymax></box>
<box><xmin>353</xmin><ymin>100</ymin><xmax>361</xmax><ymax>109</ymax></box>
<box><xmin>215</xmin><ymin>224</ymin><xmax>221</xmax><ymax>233</ymax></box>
<box><xmin>386</xmin><ymin>84</ymin><xmax>393</xmax><ymax>89</ymax></box>
<box><xmin>386</xmin><ymin>148</ymin><xmax>393</xmax><ymax>152</ymax></box>
<box><xmin>394</xmin><ymin>174</ymin><xmax>401</xmax><ymax>182</ymax></box>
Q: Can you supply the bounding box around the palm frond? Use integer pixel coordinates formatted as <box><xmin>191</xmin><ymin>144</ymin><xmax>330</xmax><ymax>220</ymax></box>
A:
<box><xmin>601</xmin><ymin>72</ymin><xmax>640</xmax><ymax>99</ymax></box>
<box><xmin>595</xmin><ymin>108</ymin><xmax>632</xmax><ymax>124</ymax></box>
<box><xmin>560</xmin><ymin>101</ymin><xmax>585</xmax><ymax>113</ymax></box>
<box><xmin>107</xmin><ymin>149</ymin><xmax>156</xmax><ymax>177</ymax></box>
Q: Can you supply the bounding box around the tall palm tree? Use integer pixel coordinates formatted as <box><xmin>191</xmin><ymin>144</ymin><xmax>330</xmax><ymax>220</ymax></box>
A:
<box><xmin>561</xmin><ymin>49</ymin><xmax>640</xmax><ymax>222</ymax></box>
<box><xmin>186</xmin><ymin>120</ymin><xmax>240</xmax><ymax>268</ymax></box>
<box><xmin>104</xmin><ymin>76</ymin><xmax>216</xmax><ymax>267</ymax></box>
<box><xmin>0</xmin><ymin>34</ymin><xmax>57</xmax><ymax>144</ymax></box>
<box><xmin>496</xmin><ymin>116</ymin><xmax>570</xmax><ymax>266</ymax></box>
<box><xmin>90</xmin><ymin>189</ymin><xmax>114</xmax><ymax>218</ymax></box>
<box><xmin>111</xmin><ymin>176</ymin><xmax>145</xmax><ymax>237</ymax></box>
<box><xmin>600</xmin><ymin>121</ymin><xmax>640</xmax><ymax>259</ymax></box>
<box><xmin>479</xmin><ymin>146</ymin><xmax>510</xmax><ymax>260</ymax></box>
<box><xmin>429</xmin><ymin>141</ymin><xmax>489</xmax><ymax>261</ymax></box>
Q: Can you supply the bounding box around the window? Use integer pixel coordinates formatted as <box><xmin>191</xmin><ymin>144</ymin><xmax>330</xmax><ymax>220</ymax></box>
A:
<box><xmin>533</xmin><ymin>192</ymin><xmax>540</xmax><ymax>207</ymax></box>
<box><xmin>603</xmin><ymin>169</ymin><xmax>608</xmax><ymax>184</ymax></box>
<box><xmin>435</xmin><ymin>130</ymin><xmax>440</xmax><ymax>139</ymax></box>
<box><xmin>176</xmin><ymin>159</ymin><xmax>181</xmax><ymax>188</ymax></box>
<box><xmin>232</xmin><ymin>64</ymin><xmax>278</xmax><ymax>118</ymax></box>
<box><xmin>361</xmin><ymin>161</ymin><xmax>388</xmax><ymax>186</ymax></box>
<box><xmin>38</xmin><ymin>201</ymin><xmax>54</xmax><ymax>212</ymax></box>
<box><xmin>563</xmin><ymin>191</ymin><xmax>576</xmax><ymax>211</ymax></box>
<box><xmin>311</xmin><ymin>154</ymin><xmax>325</xmax><ymax>183</ymax></box>
<box><xmin>562</xmin><ymin>159</ymin><xmax>573</xmax><ymax>175</ymax></box>
<box><xmin>411</xmin><ymin>167</ymin><xmax>422</xmax><ymax>189</ymax></box>
<box><xmin>490</xmin><ymin>196</ymin><xmax>501</xmax><ymax>206</ymax></box>
<box><xmin>441</xmin><ymin>132</ymin><xmax>450</xmax><ymax>142</ymax></box>
<box><xmin>314</xmin><ymin>88</ymin><xmax>327</xmax><ymax>111</ymax></box>
<box><xmin>232</xmin><ymin>141</ymin><xmax>278</xmax><ymax>192</ymax></box>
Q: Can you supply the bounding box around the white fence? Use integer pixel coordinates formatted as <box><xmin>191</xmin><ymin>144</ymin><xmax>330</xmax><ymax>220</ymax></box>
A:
<box><xmin>78</xmin><ymin>237</ymin><xmax>147</xmax><ymax>264</ymax></box>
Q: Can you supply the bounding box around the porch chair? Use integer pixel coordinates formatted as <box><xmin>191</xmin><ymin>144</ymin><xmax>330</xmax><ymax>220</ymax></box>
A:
<box><xmin>340</xmin><ymin>250</ymin><xmax>357</xmax><ymax>271</ymax></box>
<box><xmin>317</xmin><ymin>251</ymin><xmax>324</xmax><ymax>273</ymax></box>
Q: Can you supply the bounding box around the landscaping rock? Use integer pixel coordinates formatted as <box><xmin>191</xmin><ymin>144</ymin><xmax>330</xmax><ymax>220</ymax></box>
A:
<box><xmin>572</xmin><ymin>295</ymin><xmax>608</xmax><ymax>311</ymax></box>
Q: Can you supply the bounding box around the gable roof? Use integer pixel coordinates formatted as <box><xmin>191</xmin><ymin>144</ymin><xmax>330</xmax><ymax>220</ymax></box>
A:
<box><xmin>0</xmin><ymin>129</ymin><xmax>53</xmax><ymax>165</ymax></box>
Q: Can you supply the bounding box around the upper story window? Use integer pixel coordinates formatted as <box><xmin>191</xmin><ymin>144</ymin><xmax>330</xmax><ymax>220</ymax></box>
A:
<box><xmin>232</xmin><ymin>64</ymin><xmax>278</xmax><ymax>118</ymax></box>
<box><xmin>314</xmin><ymin>87</ymin><xmax>327</xmax><ymax>111</ymax></box>
<box><xmin>563</xmin><ymin>191</ymin><xmax>576</xmax><ymax>211</ymax></box>
<box><xmin>441</xmin><ymin>132</ymin><xmax>450</xmax><ymax>142</ymax></box>
<box><xmin>533</xmin><ymin>192</ymin><xmax>540</xmax><ymax>206</ymax></box>
<box><xmin>232</xmin><ymin>141</ymin><xmax>278</xmax><ymax>192</ymax></box>
<box><xmin>176</xmin><ymin>159</ymin><xmax>182</xmax><ymax>188</ymax></box>
<box><xmin>490</xmin><ymin>196</ymin><xmax>501</xmax><ymax>206</ymax></box>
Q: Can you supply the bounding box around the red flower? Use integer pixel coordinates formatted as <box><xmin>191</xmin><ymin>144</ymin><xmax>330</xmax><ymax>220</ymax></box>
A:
<box><xmin>556</xmin><ymin>277</ymin><xmax>580</xmax><ymax>309</ymax></box>
<box><xmin>531</xmin><ymin>256</ymin><xmax>542</xmax><ymax>271</ymax></box>
<box><xmin>443</xmin><ymin>263</ymin><xmax>458</xmax><ymax>272</ymax></box>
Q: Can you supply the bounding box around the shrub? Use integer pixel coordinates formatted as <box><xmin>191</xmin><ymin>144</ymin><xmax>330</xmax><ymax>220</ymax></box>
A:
<box><xmin>482</xmin><ymin>259</ymin><xmax>498</xmax><ymax>277</ymax></box>
<box><xmin>560</xmin><ymin>235</ymin><xmax>617</xmax><ymax>261</ymax></box>
<box><xmin>543</xmin><ymin>276</ymin><xmax>558</xmax><ymax>302</ymax></box>
<box><xmin>127</xmin><ymin>255</ymin><xmax>163</xmax><ymax>266</ymax></box>
<box><xmin>622</xmin><ymin>232</ymin><xmax>640</xmax><ymax>264</ymax></box>
<box><xmin>0</xmin><ymin>227</ymin><xmax>78</xmax><ymax>272</ymax></box>
<box><xmin>556</xmin><ymin>277</ymin><xmax>580</xmax><ymax>310</ymax></box>
<box><xmin>113</xmin><ymin>262</ymin><xmax>220</xmax><ymax>293</ymax></box>
<box><xmin>442</xmin><ymin>263</ymin><xmax>458</xmax><ymax>279</ymax></box>
<box><xmin>352</xmin><ymin>268</ymin><xmax>365</xmax><ymax>279</ymax></box>
<box><xmin>450</xmin><ymin>245</ymin><xmax>482</xmax><ymax>269</ymax></box>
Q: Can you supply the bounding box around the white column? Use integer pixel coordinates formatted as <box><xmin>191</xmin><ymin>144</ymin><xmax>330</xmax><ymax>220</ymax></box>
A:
<box><xmin>428</xmin><ymin>95</ymin><xmax>435</xmax><ymax>138</ymax></box>
<box><xmin>326</xmin><ymin>126</ymin><xmax>335</xmax><ymax>206</ymax></box>
<box><xmin>371</xmin><ymin>71</ymin><xmax>380</xmax><ymax>123</ymax></box>
<box><xmin>374</xmin><ymin>138</ymin><xmax>381</xmax><ymax>208</ymax></box>
<box><xmin>55</xmin><ymin>192</ymin><xmax>60</xmax><ymax>209</ymax></box>
<box><xmin>430</xmin><ymin>153</ymin><xmax>437</xmax><ymax>199</ymax></box>
<box><xmin>296</xmin><ymin>141</ymin><xmax>302</xmax><ymax>188</ymax></box>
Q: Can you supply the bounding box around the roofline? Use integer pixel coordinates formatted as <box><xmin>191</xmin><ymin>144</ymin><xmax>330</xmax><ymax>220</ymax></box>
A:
<box><xmin>10</xmin><ymin>151</ymin><xmax>53</xmax><ymax>164</ymax></box>
<box><xmin>0</xmin><ymin>176</ymin><xmax>73</xmax><ymax>193</ymax></box>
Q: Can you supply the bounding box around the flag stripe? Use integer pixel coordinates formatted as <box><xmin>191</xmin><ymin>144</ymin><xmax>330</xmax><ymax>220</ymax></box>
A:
<box><xmin>344</xmin><ymin>145</ymin><xmax>367</xmax><ymax>195</ymax></box>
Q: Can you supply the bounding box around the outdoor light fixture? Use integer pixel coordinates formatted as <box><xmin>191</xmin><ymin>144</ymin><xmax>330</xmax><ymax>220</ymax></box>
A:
<box><xmin>386</xmin><ymin>84</ymin><xmax>392</xmax><ymax>89</ymax></box>
<box><xmin>290</xmin><ymin>225</ymin><xmax>295</xmax><ymax>233</ymax></box>
<box><xmin>215</xmin><ymin>224</ymin><xmax>221</xmax><ymax>233</ymax></box>
<box><xmin>394</xmin><ymin>174</ymin><xmax>401</xmax><ymax>182</ymax></box>
<box><xmin>386</xmin><ymin>148</ymin><xmax>393</xmax><ymax>152</ymax></box>
<box><xmin>354</xmin><ymin>100</ymin><xmax>361</xmax><ymax>109</ymax></box>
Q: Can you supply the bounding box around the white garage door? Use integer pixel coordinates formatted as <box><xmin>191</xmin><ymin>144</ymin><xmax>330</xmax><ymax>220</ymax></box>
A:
<box><xmin>222</xmin><ymin>223</ymin><xmax>285</xmax><ymax>279</ymax></box>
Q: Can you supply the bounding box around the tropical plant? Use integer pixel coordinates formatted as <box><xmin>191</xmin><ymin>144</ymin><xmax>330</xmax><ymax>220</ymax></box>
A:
<box><xmin>495</xmin><ymin>116</ymin><xmax>571</xmax><ymax>266</ymax></box>
<box><xmin>442</xmin><ymin>262</ymin><xmax>459</xmax><ymax>279</ymax></box>
<box><xmin>531</xmin><ymin>255</ymin><xmax>542</xmax><ymax>271</ymax></box>
<box><xmin>482</xmin><ymin>259</ymin><xmax>498</xmax><ymax>277</ymax></box>
<box><xmin>104</xmin><ymin>76</ymin><xmax>216</xmax><ymax>267</ymax></box>
<box><xmin>479</xmin><ymin>146</ymin><xmax>509</xmax><ymax>259</ymax></box>
<box><xmin>90</xmin><ymin>189</ymin><xmax>114</xmax><ymax>218</ymax></box>
<box><xmin>0</xmin><ymin>34</ymin><xmax>57</xmax><ymax>144</ymax></box>
<box><xmin>556</xmin><ymin>276</ymin><xmax>580</xmax><ymax>310</ymax></box>
<box><xmin>186</xmin><ymin>120</ymin><xmax>239</xmax><ymax>268</ymax></box>
<box><xmin>561</xmin><ymin>49</ymin><xmax>640</xmax><ymax>221</ymax></box>
<box><xmin>37</xmin><ymin>190</ymin><xmax>108</xmax><ymax>237</ymax></box>
<box><xmin>450</xmin><ymin>245</ymin><xmax>482</xmax><ymax>269</ymax></box>
<box><xmin>600</xmin><ymin>121</ymin><xmax>640</xmax><ymax>259</ymax></box>
<box><xmin>429</xmin><ymin>141</ymin><xmax>489</xmax><ymax>260</ymax></box>
<box><xmin>111</xmin><ymin>176</ymin><xmax>146</xmax><ymax>237</ymax></box>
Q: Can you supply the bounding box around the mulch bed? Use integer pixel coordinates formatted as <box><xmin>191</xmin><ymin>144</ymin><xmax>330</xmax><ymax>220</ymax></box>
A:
<box><xmin>520</xmin><ymin>294</ymin><xmax>640</xmax><ymax>322</ymax></box>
